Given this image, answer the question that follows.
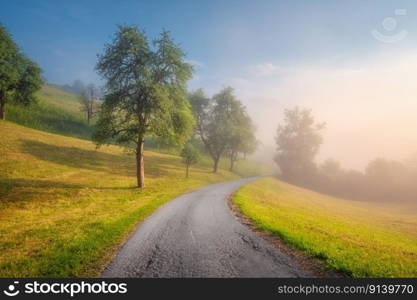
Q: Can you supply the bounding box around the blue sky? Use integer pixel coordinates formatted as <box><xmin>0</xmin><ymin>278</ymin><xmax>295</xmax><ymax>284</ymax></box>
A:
<box><xmin>1</xmin><ymin>0</ymin><xmax>415</xmax><ymax>88</ymax></box>
<box><xmin>2</xmin><ymin>0</ymin><xmax>417</xmax><ymax>167</ymax></box>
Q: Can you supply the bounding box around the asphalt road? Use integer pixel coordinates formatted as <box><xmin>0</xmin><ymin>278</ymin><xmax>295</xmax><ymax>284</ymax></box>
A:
<box><xmin>102</xmin><ymin>176</ymin><xmax>306</xmax><ymax>278</ymax></box>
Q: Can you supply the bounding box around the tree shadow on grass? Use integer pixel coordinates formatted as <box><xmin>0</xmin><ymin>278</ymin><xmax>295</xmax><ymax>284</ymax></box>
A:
<box><xmin>19</xmin><ymin>140</ymin><xmax>135</xmax><ymax>177</ymax></box>
<box><xmin>0</xmin><ymin>178</ymin><xmax>83</xmax><ymax>204</ymax></box>
<box><xmin>19</xmin><ymin>139</ymin><xmax>177</xmax><ymax>179</ymax></box>
<box><xmin>0</xmin><ymin>178</ymin><xmax>139</xmax><ymax>204</ymax></box>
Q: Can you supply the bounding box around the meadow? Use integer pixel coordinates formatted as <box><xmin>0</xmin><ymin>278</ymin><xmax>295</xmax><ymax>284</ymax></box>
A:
<box><xmin>0</xmin><ymin>120</ymin><xmax>265</xmax><ymax>277</ymax></box>
<box><xmin>232</xmin><ymin>177</ymin><xmax>417</xmax><ymax>277</ymax></box>
<box><xmin>6</xmin><ymin>84</ymin><xmax>93</xmax><ymax>139</ymax></box>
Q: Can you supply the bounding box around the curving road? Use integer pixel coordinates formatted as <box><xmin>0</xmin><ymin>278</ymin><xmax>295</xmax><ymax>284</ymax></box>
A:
<box><xmin>102</xmin><ymin>177</ymin><xmax>306</xmax><ymax>278</ymax></box>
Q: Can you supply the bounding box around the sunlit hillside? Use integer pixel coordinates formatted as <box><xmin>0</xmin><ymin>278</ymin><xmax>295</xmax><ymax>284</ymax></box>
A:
<box><xmin>0</xmin><ymin>121</ymin><xmax>264</xmax><ymax>277</ymax></box>
<box><xmin>6</xmin><ymin>84</ymin><xmax>93</xmax><ymax>139</ymax></box>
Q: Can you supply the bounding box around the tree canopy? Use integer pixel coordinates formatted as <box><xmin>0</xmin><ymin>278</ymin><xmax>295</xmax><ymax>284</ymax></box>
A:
<box><xmin>275</xmin><ymin>107</ymin><xmax>325</xmax><ymax>182</ymax></box>
<box><xmin>226</xmin><ymin>106</ymin><xmax>257</xmax><ymax>171</ymax></box>
<box><xmin>189</xmin><ymin>87</ymin><xmax>257</xmax><ymax>172</ymax></box>
<box><xmin>93</xmin><ymin>25</ymin><xmax>194</xmax><ymax>188</ymax></box>
<box><xmin>180</xmin><ymin>142</ymin><xmax>200</xmax><ymax>178</ymax></box>
<box><xmin>0</xmin><ymin>24</ymin><xmax>42</xmax><ymax>120</ymax></box>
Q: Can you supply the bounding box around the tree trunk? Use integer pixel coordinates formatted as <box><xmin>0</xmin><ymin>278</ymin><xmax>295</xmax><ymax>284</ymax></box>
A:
<box><xmin>136</xmin><ymin>135</ymin><xmax>145</xmax><ymax>189</ymax></box>
<box><xmin>87</xmin><ymin>101</ymin><xmax>93</xmax><ymax>124</ymax></box>
<box><xmin>213</xmin><ymin>156</ymin><xmax>220</xmax><ymax>173</ymax></box>
<box><xmin>229</xmin><ymin>151</ymin><xmax>238</xmax><ymax>172</ymax></box>
<box><xmin>186</xmin><ymin>164</ymin><xmax>189</xmax><ymax>178</ymax></box>
<box><xmin>229</xmin><ymin>156</ymin><xmax>235</xmax><ymax>172</ymax></box>
<box><xmin>0</xmin><ymin>97</ymin><xmax>5</xmax><ymax>120</ymax></box>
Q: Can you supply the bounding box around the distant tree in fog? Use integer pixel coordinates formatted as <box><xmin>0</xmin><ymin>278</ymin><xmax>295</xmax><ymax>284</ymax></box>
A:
<box><xmin>189</xmin><ymin>89</ymin><xmax>210</xmax><ymax>139</ymax></box>
<box><xmin>226</xmin><ymin>111</ymin><xmax>257</xmax><ymax>171</ymax></box>
<box><xmin>274</xmin><ymin>107</ymin><xmax>325</xmax><ymax>182</ymax></box>
<box><xmin>310</xmin><ymin>156</ymin><xmax>417</xmax><ymax>203</ymax></box>
<box><xmin>79</xmin><ymin>83</ymin><xmax>99</xmax><ymax>124</ymax></box>
<box><xmin>364</xmin><ymin>158</ymin><xmax>411</xmax><ymax>200</ymax></box>
<box><xmin>275</xmin><ymin>110</ymin><xmax>417</xmax><ymax>204</ymax></box>
<box><xmin>71</xmin><ymin>79</ymin><xmax>86</xmax><ymax>95</ymax></box>
<box><xmin>189</xmin><ymin>87</ymin><xmax>256</xmax><ymax>173</ymax></box>
<box><xmin>320</xmin><ymin>158</ymin><xmax>342</xmax><ymax>177</ymax></box>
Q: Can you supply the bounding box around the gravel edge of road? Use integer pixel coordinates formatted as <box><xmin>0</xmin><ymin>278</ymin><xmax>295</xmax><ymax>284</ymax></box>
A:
<box><xmin>227</xmin><ymin>186</ymin><xmax>344</xmax><ymax>278</ymax></box>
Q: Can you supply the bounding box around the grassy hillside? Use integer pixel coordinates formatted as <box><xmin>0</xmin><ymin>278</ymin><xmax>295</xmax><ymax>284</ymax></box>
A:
<box><xmin>232</xmin><ymin>177</ymin><xmax>417</xmax><ymax>277</ymax></box>
<box><xmin>0</xmin><ymin>120</ymin><xmax>264</xmax><ymax>277</ymax></box>
<box><xmin>6</xmin><ymin>84</ymin><xmax>93</xmax><ymax>139</ymax></box>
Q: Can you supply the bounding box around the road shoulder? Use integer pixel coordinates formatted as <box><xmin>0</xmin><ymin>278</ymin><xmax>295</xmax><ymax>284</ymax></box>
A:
<box><xmin>227</xmin><ymin>192</ymin><xmax>343</xmax><ymax>278</ymax></box>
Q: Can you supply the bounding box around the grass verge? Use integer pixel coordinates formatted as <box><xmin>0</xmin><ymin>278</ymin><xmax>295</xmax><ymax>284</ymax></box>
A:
<box><xmin>232</xmin><ymin>177</ymin><xmax>417</xmax><ymax>277</ymax></box>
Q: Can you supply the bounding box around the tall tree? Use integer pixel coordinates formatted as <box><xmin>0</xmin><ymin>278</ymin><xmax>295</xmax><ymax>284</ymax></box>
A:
<box><xmin>226</xmin><ymin>110</ymin><xmax>257</xmax><ymax>171</ymax></box>
<box><xmin>188</xmin><ymin>88</ymin><xmax>210</xmax><ymax>139</ymax></box>
<box><xmin>94</xmin><ymin>25</ymin><xmax>194</xmax><ymax>188</ymax></box>
<box><xmin>80</xmin><ymin>83</ymin><xmax>99</xmax><ymax>124</ymax></box>
<box><xmin>189</xmin><ymin>87</ymin><xmax>251</xmax><ymax>173</ymax></box>
<box><xmin>0</xmin><ymin>24</ymin><xmax>42</xmax><ymax>120</ymax></box>
<box><xmin>180</xmin><ymin>142</ymin><xmax>200</xmax><ymax>178</ymax></box>
<box><xmin>275</xmin><ymin>107</ymin><xmax>325</xmax><ymax>182</ymax></box>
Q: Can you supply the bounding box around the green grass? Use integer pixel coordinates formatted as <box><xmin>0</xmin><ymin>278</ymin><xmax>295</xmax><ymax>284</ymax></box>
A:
<box><xmin>232</xmin><ymin>177</ymin><xmax>417</xmax><ymax>277</ymax></box>
<box><xmin>6</xmin><ymin>84</ymin><xmax>93</xmax><ymax>139</ymax></box>
<box><xmin>0</xmin><ymin>120</ymin><xmax>265</xmax><ymax>277</ymax></box>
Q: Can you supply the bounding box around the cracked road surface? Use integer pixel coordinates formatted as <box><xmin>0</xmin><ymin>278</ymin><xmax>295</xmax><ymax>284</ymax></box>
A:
<box><xmin>101</xmin><ymin>177</ymin><xmax>306</xmax><ymax>278</ymax></box>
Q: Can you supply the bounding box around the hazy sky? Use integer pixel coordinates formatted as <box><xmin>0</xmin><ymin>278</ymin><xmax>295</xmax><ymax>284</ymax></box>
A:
<box><xmin>2</xmin><ymin>0</ymin><xmax>417</xmax><ymax>169</ymax></box>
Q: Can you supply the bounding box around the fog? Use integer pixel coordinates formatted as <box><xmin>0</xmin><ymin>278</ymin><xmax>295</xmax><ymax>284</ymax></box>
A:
<box><xmin>228</xmin><ymin>49</ymin><xmax>417</xmax><ymax>171</ymax></box>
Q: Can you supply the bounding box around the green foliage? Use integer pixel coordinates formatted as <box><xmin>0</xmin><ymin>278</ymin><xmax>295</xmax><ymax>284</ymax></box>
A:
<box><xmin>225</xmin><ymin>102</ymin><xmax>257</xmax><ymax>171</ymax></box>
<box><xmin>0</xmin><ymin>23</ymin><xmax>43</xmax><ymax>119</ymax></box>
<box><xmin>94</xmin><ymin>25</ymin><xmax>194</xmax><ymax>187</ymax></box>
<box><xmin>189</xmin><ymin>88</ymin><xmax>210</xmax><ymax>134</ymax></box>
<box><xmin>275</xmin><ymin>107</ymin><xmax>325</xmax><ymax>182</ymax></box>
<box><xmin>13</xmin><ymin>55</ymin><xmax>43</xmax><ymax>105</ymax></box>
<box><xmin>209</xmin><ymin>87</ymin><xmax>244</xmax><ymax>157</ymax></box>
<box><xmin>0</xmin><ymin>24</ymin><xmax>19</xmax><ymax>88</ymax></box>
<box><xmin>6</xmin><ymin>84</ymin><xmax>93</xmax><ymax>139</ymax></box>
<box><xmin>189</xmin><ymin>87</ymin><xmax>257</xmax><ymax>172</ymax></box>
<box><xmin>94</xmin><ymin>25</ymin><xmax>193</xmax><ymax>148</ymax></box>
<box><xmin>181</xmin><ymin>143</ymin><xmax>200</xmax><ymax>165</ymax></box>
<box><xmin>180</xmin><ymin>142</ymin><xmax>200</xmax><ymax>177</ymax></box>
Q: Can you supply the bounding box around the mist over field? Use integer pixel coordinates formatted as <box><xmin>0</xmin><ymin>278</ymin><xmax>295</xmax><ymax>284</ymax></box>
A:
<box><xmin>215</xmin><ymin>49</ymin><xmax>417</xmax><ymax>171</ymax></box>
<box><xmin>1</xmin><ymin>0</ymin><xmax>417</xmax><ymax>280</ymax></box>
<box><xmin>3</xmin><ymin>1</ymin><xmax>416</xmax><ymax>172</ymax></box>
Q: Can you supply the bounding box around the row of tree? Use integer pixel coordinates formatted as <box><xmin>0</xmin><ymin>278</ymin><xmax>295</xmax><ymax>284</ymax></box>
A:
<box><xmin>92</xmin><ymin>25</ymin><xmax>257</xmax><ymax>187</ymax></box>
<box><xmin>0</xmin><ymin>24</ymin><xmax>43</xmax><ymax>120</ymax></box>
<box><xmin>274</xmin><ymin>107</ymin><xmax>416</xmax><ymax>203</ymax></box>
<box><xmin>1</xmin><ymin>23</ymin><xmax>257</xmax><ymax>188</ymax></box>
<box><xmin>189</xmin><ymin>87</ymin><xmax>257</xmax><ymax>173</ymax></box>
<box><xmin>315</xmin><ymin>157</ymin><xmax>417</xmax><ymax>203</ymax></box>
